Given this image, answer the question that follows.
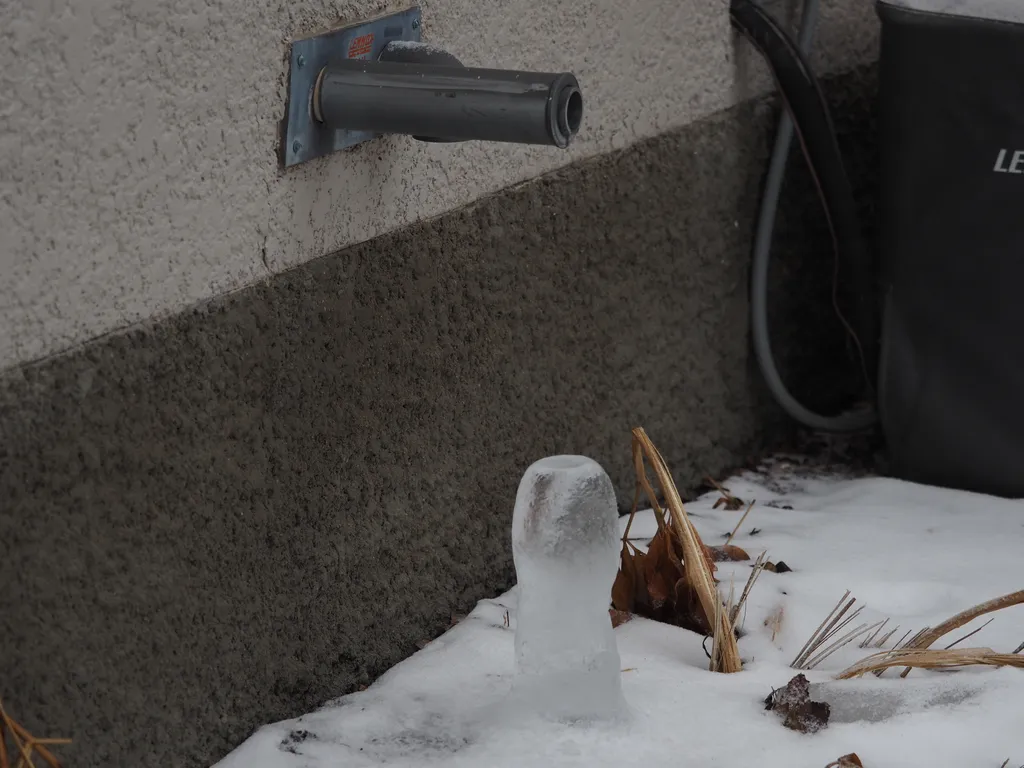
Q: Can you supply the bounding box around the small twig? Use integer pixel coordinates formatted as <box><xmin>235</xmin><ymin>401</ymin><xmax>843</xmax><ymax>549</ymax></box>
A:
<box><xmin>944</xmin><ymin>618</ymin><xmax>995</xmax><ymax>650</ymax></box>
<box><xmin>724</xmin><ymin>500</ymin><xmax>756</xmax><ymax>546</ymax></box>
<box><xmin>1012</xmin><ymin>640</ymin><xmax>1024</xmax><ymax>655</ymax></box>
<box><xmin>730</xmin><ymin>550</ymin><xmax>768</xmax><ymax>625</ymax></box>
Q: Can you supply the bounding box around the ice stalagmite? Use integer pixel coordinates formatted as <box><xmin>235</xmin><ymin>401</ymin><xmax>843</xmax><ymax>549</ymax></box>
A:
<box><xmin>509</xmin><ymin>455</ymin><xmax>628</xmax><ymax>722</ymax></box>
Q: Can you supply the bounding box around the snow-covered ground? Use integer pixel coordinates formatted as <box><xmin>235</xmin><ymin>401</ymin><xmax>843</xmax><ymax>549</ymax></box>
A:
<box><xmin>214</xmin><ymin>462</ymin><xmax>1023</xmax><ymax>768</ymax></box>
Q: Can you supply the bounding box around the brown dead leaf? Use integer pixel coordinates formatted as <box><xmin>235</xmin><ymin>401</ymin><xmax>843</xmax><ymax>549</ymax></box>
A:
<box><xmin>611</xmin><ymin>543</ymin><xmax>637</xmax><ymax>612</ymax></box>
<box><xmin>644</xmin><ymin>528</ymin><xmax>669</xmax><ymax>581</ymax></box>
<box><xmin>631</xmin><ymin>549</ymin><xmax>651</xmax><ymax>608</ymax></box>
<box><xmin>648</xmin><ymin>571</ymin><xmax>670</xmax><ymax>607</ymax></box>
<box><xmin>608</xmin><ymin>430</ymin><xmax>746</xmax><ymax>674</ymax></box>
<box><xmin>764</xmin><ymin>560</ymin><xmax>793</xmax><ymax>573</ymax></box>
<box><xmin>709</xmin><ymin>544</ymin><xmax>751</xmax><ymax>562</ymax></box>
<box><xmin>825</xmin><ymin>755</ymin><xmax>864</xmax><ymax>768</ymax></box>
<box><xmin>674</xmin><ymin>577</ymin><xmax>714</xmax><ymax>635</ymax></box>
<box><xmin>609</xmin><ymin>608</ymin><xmax>633</xmax><ymax>628</ymax></box>
<box><xmin>764</xmin><ymin>674</ymin><xmax>830</xmax><ymax>733</ymax></box>
<box><xmin>713</xmin><ymin>495</ymin><xmax>746</xmax><ymax>511</ymax></box>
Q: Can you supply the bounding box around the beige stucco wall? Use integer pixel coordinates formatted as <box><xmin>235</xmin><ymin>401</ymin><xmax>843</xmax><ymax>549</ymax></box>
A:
<box><xmin>0</xmin><ymin>0</ymin><xmax>879</xmax><ymax>370</ymax></box>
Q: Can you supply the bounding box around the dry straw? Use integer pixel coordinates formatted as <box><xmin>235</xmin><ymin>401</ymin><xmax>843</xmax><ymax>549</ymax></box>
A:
<box><xmin>894</xmin><ymin>590</ymin><xmax>1024</xmax><ymax>678</ymax></box>
<box><xmin>631</xmin><ymin>427</ymin><xmax>743</xmax><ymax>673</ymax></box>
<box><xmin>0</xmin><ymin>698</ymin><xmax>69</xmax><ymax>768</ymax></box>
<box><xmin>837</xmin><ymin>647</ymin><xmax>1024</xmax><ymax>679</ymax></box>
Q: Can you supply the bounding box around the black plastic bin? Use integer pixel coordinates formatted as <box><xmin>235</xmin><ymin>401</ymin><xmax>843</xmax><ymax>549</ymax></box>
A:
<box><xmin>876</xmin><ymin>0</ymin><xmax>1024</xmax><ymax>497</ymax></box>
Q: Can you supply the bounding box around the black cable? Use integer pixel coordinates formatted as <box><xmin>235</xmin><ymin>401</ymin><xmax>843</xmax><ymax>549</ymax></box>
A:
<box><xmin>731</xmin><ymin>0</ymin><xmax>878</xmax><ymax>432</ymax></box>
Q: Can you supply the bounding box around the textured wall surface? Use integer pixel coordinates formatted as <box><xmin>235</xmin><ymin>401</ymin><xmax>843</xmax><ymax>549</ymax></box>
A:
<box><xmin>0</xmin><ymin>0</ymin><xmax>879</xmax><ymax>369</ymax></box>
<box><xmin>0</xmin><ymin>62</ymin><xmax>880</xmax><ymax>767</ymax></box>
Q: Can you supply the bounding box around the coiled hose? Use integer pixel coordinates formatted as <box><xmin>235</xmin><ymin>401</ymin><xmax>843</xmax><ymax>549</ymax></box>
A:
<box><xmin>731</xmin><ymin>0</ymin><xmax>879</xmax><ymax>432</ymax></box>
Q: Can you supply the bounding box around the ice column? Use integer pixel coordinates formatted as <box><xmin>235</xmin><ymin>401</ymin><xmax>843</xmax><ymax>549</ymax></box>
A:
<box><xmin>509</xmin><ymin>455</ymin><xmax>627</xmax><ymax>722</ymax></box>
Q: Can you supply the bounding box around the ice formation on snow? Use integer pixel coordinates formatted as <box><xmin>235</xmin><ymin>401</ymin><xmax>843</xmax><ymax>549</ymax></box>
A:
<box><xmin>508</xmin><ymin>455</ymin><xmax>628</xmax><ymax>722</ymax></box>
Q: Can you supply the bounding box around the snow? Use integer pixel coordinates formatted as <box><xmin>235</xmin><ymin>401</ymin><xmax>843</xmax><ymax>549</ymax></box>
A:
<box><xmin>509</xmin><ymin>456</ymin><xmax>627</xmax><ymax>722</ymax></box>
<box><xmin>213</xmin><ymin>462</ymin><xmax>1024</xmax><ymax>768</ymax></box>
<box><xmin>882</xmin><ymin>0</ymin><xmax>1024</xmax><ymax>24</ymax></box>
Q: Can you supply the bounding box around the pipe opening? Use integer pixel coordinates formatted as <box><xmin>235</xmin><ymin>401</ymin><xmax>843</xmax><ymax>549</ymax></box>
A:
<box><xmin>561</xmin><ymin>89</ymin><xmax>583</xmax><ymax>136</ymax></box>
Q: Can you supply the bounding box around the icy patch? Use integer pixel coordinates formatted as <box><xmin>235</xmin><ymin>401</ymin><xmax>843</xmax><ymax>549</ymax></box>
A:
<box><xmin>810</xmin><ymin>675</ymin><xmax>998</xmax><ymax>724</ymax></box>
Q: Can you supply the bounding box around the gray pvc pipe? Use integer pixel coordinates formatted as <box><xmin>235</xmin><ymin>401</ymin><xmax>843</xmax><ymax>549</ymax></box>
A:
<box><xmin>313</xmin><ymin>60</ymin><xmax>583</xmax><ymax>148</ymax></box>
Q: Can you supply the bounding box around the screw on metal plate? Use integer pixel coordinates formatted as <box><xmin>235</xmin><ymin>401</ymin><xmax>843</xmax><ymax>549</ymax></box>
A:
<box><xmin>282</xmin><ymin>6</ymin><xmax>423</xmax><ymax>167</ymax></box>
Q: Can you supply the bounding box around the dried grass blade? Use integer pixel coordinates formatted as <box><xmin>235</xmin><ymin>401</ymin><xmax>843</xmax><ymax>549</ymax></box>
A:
<box><xmin>804</xmin><ymin>620</ymin><xmax>885</xmax><ymax>670</ymax></box>
<box><xmin>838</xmin><ymin>648</ymin><xmax>1024</xmax><ymax>679</ymax></box>
<box><xmin>899</xmin><ymin>590</ymin><xmax>1024</xmax><ymax>678</ymax></box>
<box><xmin>792</xmin><ymin>590</ymin><xmax>850</xmax><ymax>668</ymax></box>
<box><xmin>633</xmin><ymin>427</ymin><xmax>741</xmax><ymax>673</ymax></box>
<box><xmin>861</xmin><ymin>618</ymin><xmax>888</xmax><ymax>649</ymax></box>
<box><xmin>817</xmin><ymin>605</ymin><xmax>866</xmax><ymax>649</ymax></box>
<box><xmin>724</xmin><ymin>500</ymin><xmax>756</xmax><ymax>546</ymax></box>
<box><xmin>794</xmin><ymin>595</ymin><xmax>857</xmax><ymax>669</ymax></box>
<box><xmin>944</xmin><ymin>618</ymin><xmax>995</xmax><ymax>650</ymax></box>
<box><xmin>874</xmin><ymin>625</ymin><xmax>900</xmax><ymax>648</ymax></box>
<box><xmin>730</xmin><ymin>550</ymin><xmax>768</xmax><ymax>625</ymax></box>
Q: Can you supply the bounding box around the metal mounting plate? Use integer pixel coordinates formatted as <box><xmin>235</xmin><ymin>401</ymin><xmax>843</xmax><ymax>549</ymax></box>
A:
<box><xmin>282</xmin><ymin>7</ymin><xmax>422</xmax><ymax>167</ymax></box>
